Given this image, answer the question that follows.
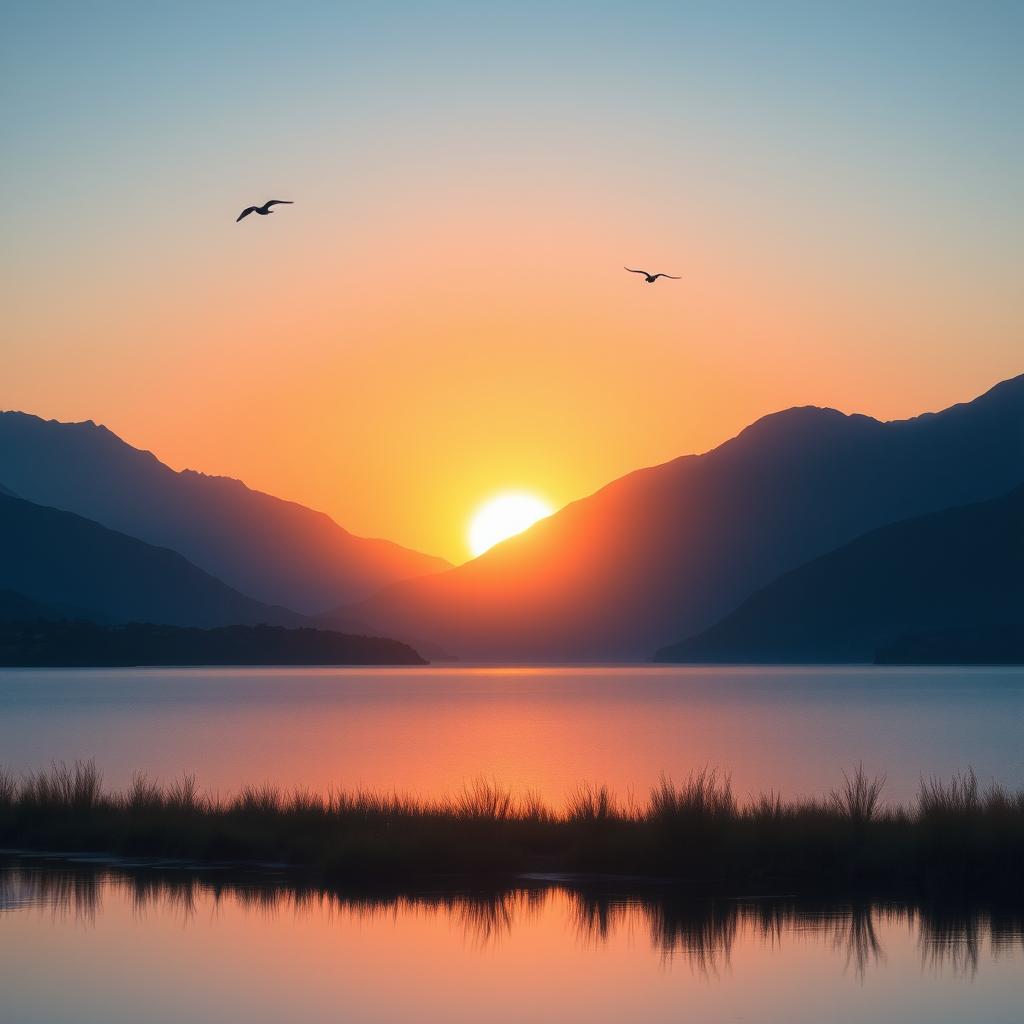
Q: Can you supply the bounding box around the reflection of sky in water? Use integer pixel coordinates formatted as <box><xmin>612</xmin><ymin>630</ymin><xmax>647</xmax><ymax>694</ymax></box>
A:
<box><xmin>1</xmin><ymin>858</ymin><xmax>1022</xmax><ymax>1024</ymax></box>
<box><xmin>0</xmin><ymin>667</ymin><xmax>1021</xmax><ymax>804</ymax></box>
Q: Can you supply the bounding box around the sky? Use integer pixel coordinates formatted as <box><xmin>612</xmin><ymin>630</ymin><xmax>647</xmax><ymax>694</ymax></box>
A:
<box><xmin>3</xmin><ymin>1</ymin><xmax>1022</xmax><ymax>562</ymax></box>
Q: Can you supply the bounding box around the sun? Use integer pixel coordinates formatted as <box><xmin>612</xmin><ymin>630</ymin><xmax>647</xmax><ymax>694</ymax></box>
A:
<box><xmin>468</xmin><ymin>492</ymin><xmax>553</xmax><ymax>558</ymax></box>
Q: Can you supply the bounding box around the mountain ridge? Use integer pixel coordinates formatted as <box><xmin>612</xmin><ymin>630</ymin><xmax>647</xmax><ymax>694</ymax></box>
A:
<box><xmin>346</xmin><ymin>374</ymin><xmax>1024</xmax><ymax>661</ymax></box>
<box><xmin>0</xmin><ymin>491</ymin><xmax>307</xmax><ymax>628</ymax></box>
<box><xmin>656</xmin><ymin>484</ymin><xmax>1024</xmax><ymax>663</ymax></box>
<box><xmin>0</xmin><ymin>412</ymin><xmax>450</xmax><ymax>613</ymax></box>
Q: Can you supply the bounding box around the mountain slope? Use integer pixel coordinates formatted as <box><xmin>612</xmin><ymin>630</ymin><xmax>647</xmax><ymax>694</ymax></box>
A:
<box><xmin>0</xmin><ymin>413</ymin><xmax>449</xmax><ymax>614</ymax></box>
<box><xmin>0</xmin><ymin>589</ymin><xmax>97</xmax><ymax>623</ymax></box>
<box><xmin>0</xmin><ymin>493</ymin><xmax>306</xmax><ymax>628</ymax></box>
<box><xmin>348</xmin><ymin>374</ymin><xmax>1024</xmax><ymax>661</ymax></box>
<box><xmin>876</xmin><ymin>623</ymin><xmax>1024</xmax><ymax>666</ymax></box>
<box><xmin>656</xmin><ymin>486</ymin><xmax>1024</xmax><ymax>663</ymax></box>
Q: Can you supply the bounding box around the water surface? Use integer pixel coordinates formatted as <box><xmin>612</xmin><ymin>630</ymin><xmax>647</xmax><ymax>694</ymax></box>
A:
<box><xmin>0</xmin><ymin>857</ymin><xmax>1021</xmax><ymax>1024</ymax></box>
<box><xmin>1</xmin><ymin>666</ymin><xmax>1022</xmax><ymax>803</ymax></box>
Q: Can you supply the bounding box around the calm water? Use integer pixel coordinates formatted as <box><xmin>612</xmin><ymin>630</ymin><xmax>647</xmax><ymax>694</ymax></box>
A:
<box><xmin>3</xmin><ymin>667</ymin><xmax>1023</xmax><ymax>1020</ymax></box>
<box><xmin>0</xmin><ymin>666</ymin><xmax>1023</xmax><ymax>804</ymax></box>
<box><xmin>1</xmin><ymin>857</ymin><xmax>1022</xmax><ymax>1023</ymax></box>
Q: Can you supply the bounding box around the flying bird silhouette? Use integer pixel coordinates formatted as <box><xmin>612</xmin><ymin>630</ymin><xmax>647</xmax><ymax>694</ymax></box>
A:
<box><xmin>236</xmin><ymin>200</ymin><xmax>293</xmax><ymax>222</ymax></box>
<box><xmin>624</xmin><ymin>267</ymin><xmax>680</xmax><ymax>283</ymax></box>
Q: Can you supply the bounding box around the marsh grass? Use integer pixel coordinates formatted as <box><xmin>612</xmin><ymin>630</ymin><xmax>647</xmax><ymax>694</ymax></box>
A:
<box><xmin>831</xmin><ymin>764</ymin><xmax>885</xmax><ymax>824</ymax></box>
<box><xmin>1</xmin><ymin>761</ymin><xmax>1022</xmax><ymax>896</ymax></box>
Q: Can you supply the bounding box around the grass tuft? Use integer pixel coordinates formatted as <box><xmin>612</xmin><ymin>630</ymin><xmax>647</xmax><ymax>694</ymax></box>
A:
<box><xmin>650</xmin><ymin>768</ymin><xmax>736</xmax><ymax>822</ymax></box>
<box><xmin>566</xmin><ymin>783</ymin><xmax>619</xmax><ymax>823</ymax></box>
<box><xmin>830</xmin><ymin>765</ymin><xmax>885</xmax><ymax>824</ymax></box>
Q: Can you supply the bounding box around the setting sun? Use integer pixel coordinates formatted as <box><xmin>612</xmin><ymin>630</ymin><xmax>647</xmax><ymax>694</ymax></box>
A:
<box><xmin>468</xmin><ymin>493</ymin><xmax>553</xmax><ymax>558</ymax></box>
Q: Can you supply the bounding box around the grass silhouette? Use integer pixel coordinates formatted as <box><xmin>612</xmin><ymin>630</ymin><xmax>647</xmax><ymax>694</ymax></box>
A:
<box><xmin>1</xmin><ymin>761</ymin><xmax>1021</xmax><ymax>897</ymax></box>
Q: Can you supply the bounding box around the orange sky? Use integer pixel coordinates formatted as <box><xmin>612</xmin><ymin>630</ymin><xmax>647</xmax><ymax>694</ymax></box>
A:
<box><xmin>4</xmin><ymin>5</ymin><xmax>1022</xmax><ymax>561</ymax></box>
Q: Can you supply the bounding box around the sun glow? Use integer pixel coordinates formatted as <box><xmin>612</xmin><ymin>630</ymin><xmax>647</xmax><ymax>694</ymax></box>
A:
<box><xmin>468</xmin><ymin>493</ymin><xmax>553</xmax><ymax>558</ymax></box>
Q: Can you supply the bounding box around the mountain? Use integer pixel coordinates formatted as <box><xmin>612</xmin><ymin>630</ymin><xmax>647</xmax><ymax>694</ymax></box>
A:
<box><xmin>0</xmin><ymin>482</ymin><xmax>16</xmax><ymax>497</ymax></box>
<box><xmin>0</xmin><ymin>621</ymin><xmax>426</xmax><ymax>667</ymax></box>
<box><xmin>348</xmin><ymin>374</ymin><xmax>1024</xmax><ymax>661</ymax></box>
<box><xmin>0</xmin><ymin>492</ymin><xmax>306</xmax><ymax>628</ymax></box>
<box><xmin>0</xmin><ymin>589</ymin><xmax>97</xmax><ymax>623</ymax></box>
<box><xmin>876</xmin><ymin>623</ymin><xmax>1024</xmax><ymax>666</ymax></box>
<box><xmin>0</xmin><ymin>413</ymin><xmax>449</xmax><ymax>614</ymax></box>
<box><xmin>656</xmin><ymin>486</ymin><xmax>1024</xmax><ymax>663</ymax></box>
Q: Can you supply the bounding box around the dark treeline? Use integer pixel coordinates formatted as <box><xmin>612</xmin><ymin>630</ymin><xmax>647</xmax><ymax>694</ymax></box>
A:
<box><xmin>2</xmin><ymin>763</ymin><xmax>1022</xmax><ymax>900</ymax></box>
<box><xmin>0</xmin><ymin>620</ymin><xmax>426</xmax><ymax>667</ymax></box>
<box><xmin>3</xmin><ymin>855</ymin><xmax>1022</xmax><ymax>976</ymax></box>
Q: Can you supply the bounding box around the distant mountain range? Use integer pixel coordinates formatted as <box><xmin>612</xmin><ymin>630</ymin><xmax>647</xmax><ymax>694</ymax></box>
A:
<box><xmin>347</xmin><ymin>375</ymin><xmax>1024</xmax><ymax>661</ymax></box>
<box><xmin>0</xmin><ymin>413</ymin><xmax>449</xmax><ymax>614</ymax></box>
<box><xmin>0</xmin><ymin>491</ymin><xmax>303</xmax><ymax>628</ymax></box>
<box><xmin>3</xmin><ymin>374</ymin><xmax>1021</xmax><ymax>665</ymax></box>
<box><xmin>656</xmin><ymin>485</ymin><xmax>1024</xmax><ymax>663</ymax></box>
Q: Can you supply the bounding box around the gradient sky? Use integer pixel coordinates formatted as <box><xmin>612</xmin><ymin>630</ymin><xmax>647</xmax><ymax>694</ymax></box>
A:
<box><xmin>3</xmin><ymin>1</ymin><xmax>1022</xmax><ymax>561</ymax></box>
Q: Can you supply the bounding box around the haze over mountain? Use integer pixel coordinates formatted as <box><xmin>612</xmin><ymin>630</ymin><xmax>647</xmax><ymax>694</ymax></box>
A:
<box><xmin>0</xmin><ymin>413</ymin><xmax>450</xmax><ymax>614</ymax></box>
<box><xmin>657</xmin><ymin>485</ymin><xmax>1024</xmax><ymax>663</ymax></box>
<box><xmin>348</xmin><ymin>375</ymin><xmax>1024</xmax><ymax>661</ymax></box>
<box><xmin>0</xmin><ymin>492</ymin><xmax>305</xmax><ymax>628</ymax></box>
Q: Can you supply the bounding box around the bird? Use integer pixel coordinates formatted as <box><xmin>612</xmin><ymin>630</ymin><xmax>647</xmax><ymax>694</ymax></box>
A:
<box><xmin>236</xmin><ymin>200</ymin><xmax>293</xmax><ymax>222</ymax></box>
<box><xmin>624</xmin><ymin>266</ymin><xmax>680</xmax><ymax>283</ymax></box>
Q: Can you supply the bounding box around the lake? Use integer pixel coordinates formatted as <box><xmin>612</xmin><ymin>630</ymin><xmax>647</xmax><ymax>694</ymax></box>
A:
<box><xmin>0</xmin><ymin>666</ymin><xmax>1021</xmax><ymax>805</ymax></box>
<box><xmin>2</xmin><ymin>666</ymin><xmax>1023</xmax><ymax>1020</ymax></box>
<box><xmin>1</xmin><ymin>855</ymin><xmax>1022</xmax><ymax>1024</ymax></box>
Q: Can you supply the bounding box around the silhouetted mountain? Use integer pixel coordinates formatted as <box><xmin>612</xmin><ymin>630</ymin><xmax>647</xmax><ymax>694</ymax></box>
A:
<box><xmin>349</xmin><ymin>375</ymin><xmax>1024</xmax><ymax>661</ymax></box>
<box><xmin>0</xmin><ymin>621</ymin><xmax>426</xmax><ymax>667</ymax></box>
<box><xmin>656</xmin><ymin>486</ymin><xmax>1024</xmax><ymax>663</ymax></box>
<box><xmin>0</xmin><ymin>492</ymin><xmax>306</xmax><ymax>628</ymax></box>
<box><xmin>0</xmin><ymin>413</ymin><xmax>449</xmax><ymax>613</ymax></box>
<box><xmin>876</xmin><ymin>623</ymin><xmax>1024</xmax><ymax>666</ymax></box>
<box><xmin>0</xmin><ymin>589</ymin><xmax>101</xmax><ymax>623</ymax></box>
<box><xmin>313</xmin><ymin>607</ymin><xmax>460</xmax><ymax>661</ymax></box>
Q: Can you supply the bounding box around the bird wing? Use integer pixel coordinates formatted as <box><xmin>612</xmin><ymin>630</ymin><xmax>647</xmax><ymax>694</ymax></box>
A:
<box><xmin>624</xmin><ymin>267</ymin><xmax>649</xmax><ymax>276</ymax></box>
<box><xmin>264</xmin><ymin>200</ymin><xmax>294</xmax><ymax>208</ymax></box>
<box><xmin>651</xmin><ymin>274</ymin><xmax>681</xmax><ymax>280</ymax></box>
<box><xmin>236</xmin><ymin>207</ymin><xmax>258</xmax><ymax>222</ymax></box>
